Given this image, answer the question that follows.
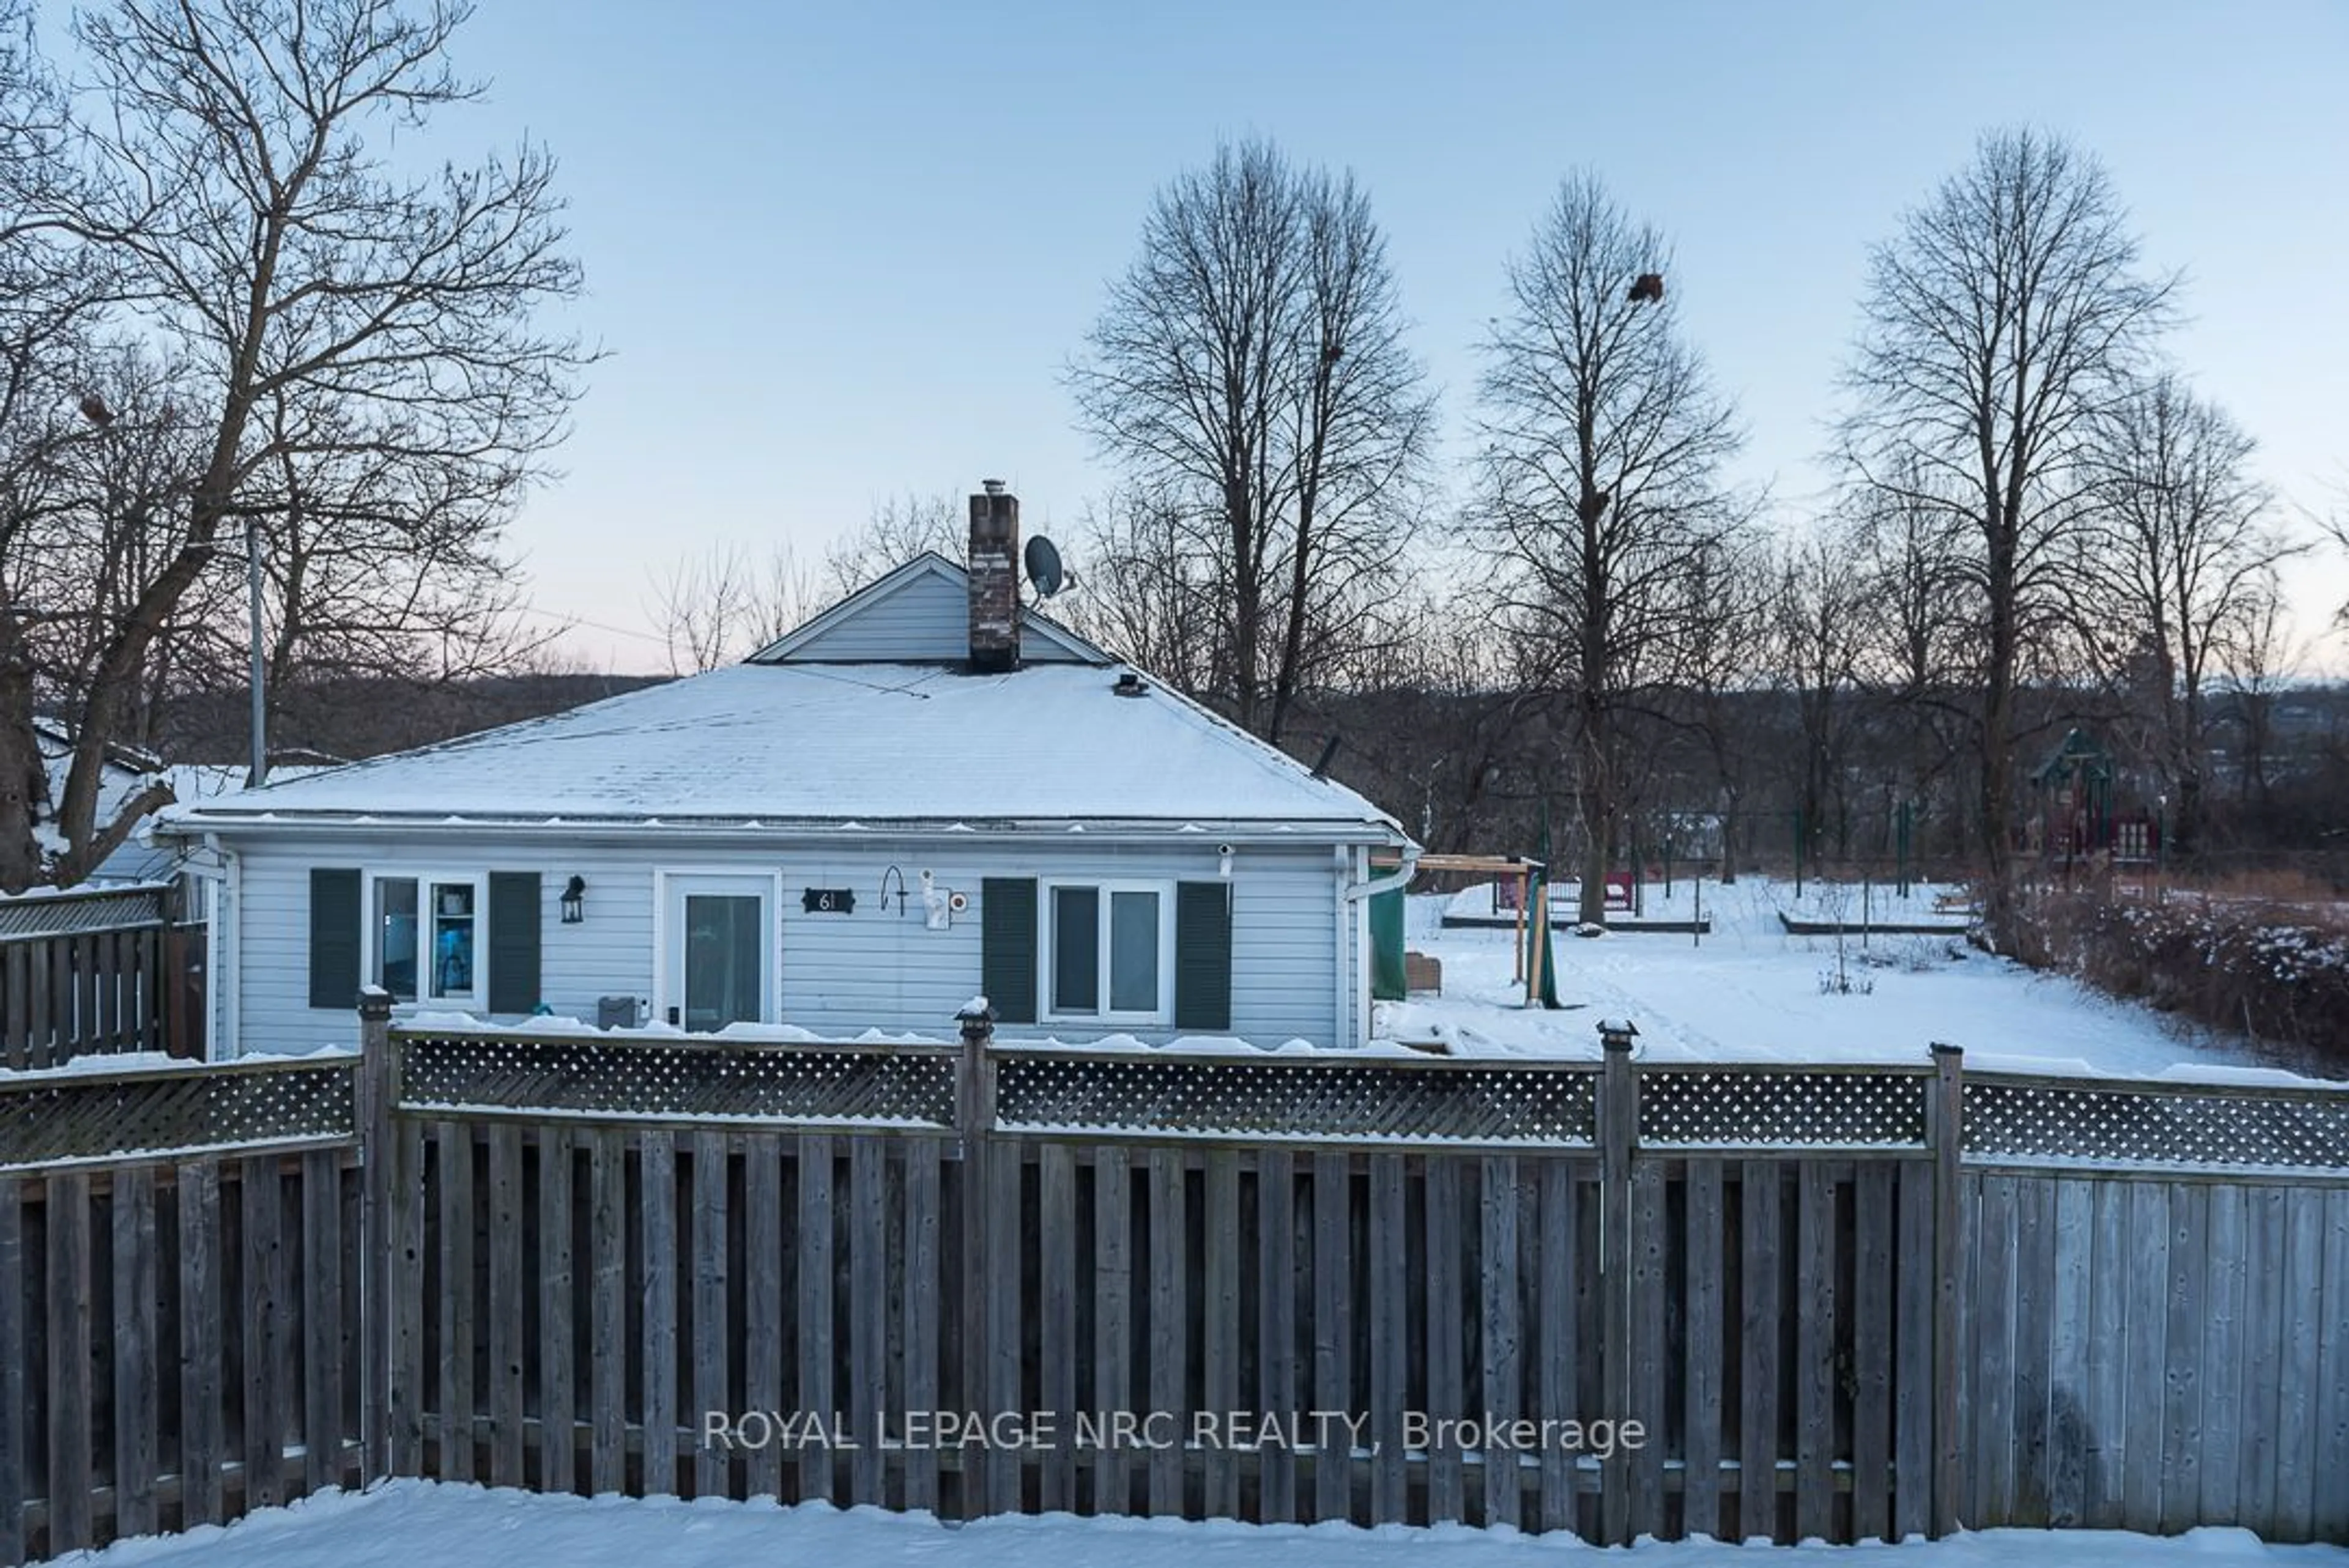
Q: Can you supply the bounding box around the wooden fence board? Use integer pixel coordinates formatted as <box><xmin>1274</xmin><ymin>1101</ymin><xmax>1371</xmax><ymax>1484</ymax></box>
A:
<box><xmin>1973</xmin><ymin>1174</ymin><xmax>2017</xmax><ymax>1528</ymax></box>
<box><xmin>2045</xmin><ymin>1178</ymin><xmax>2093</xmax><ymax>1529</ymax></box>
<box><xmin>240</xmin><ymin>1156</ymin><xmax>288</xmax><ymax>1511</ymax></box>
<box><xmin>1201</xmin><ymin>1149</ymin><xmax>1239</xmax><ymax>1520</ymax></box>
<box><xmin>901</xmin><ymin>1139</ymin><xmax>941</xmax><ymax>1514</ymax></box>
<box><xmin>2011</xmin><ymin>1177</ymin><xmax>2054</xmax><ymax>1527</ymax></box>
<box><xmin>390</xmin><ymin>1122</ymin><xmax>426</xmax><ymax>1478</ymax></box>
<box><xmin>2238</xmin><ymin>1186</ymin><xmax>2286</xmax><ymax>1537</ymax></box>
<box><xmin>1481</xmin><ymin>1155</ymin><xmax>1523</xmax><ymax>1531</ymax></box>
<box><xmin>0</xmin><ymin>1180</ymin><xmax>22</xmax><ymax>1568</ymax></box>
<box><xmin>113</xmin><ymin>1166</ymin><xmax>159</xmax><ymax>1538</ymax></box>
<box><xmin>1367</xmin><ymin>1152</ymin><xmax>1406</xmax><ymax>1524</ymax></box>
<box><xmin>693</xmin><ymin>1132</ymin><xmax>733</xmax><ymax>1501</ymax></box>
<box><xmin>848</xmin><ymin>1137</ymin><xmax>886</xmax><ymax>1506</ymax></box>
<box><xmin>1739</xmin><ymin>1161</ymin><xmax>1780</xmax><ymax>1544</ymax></box>
<box><xmin>586</xmin><ymin>1131</ymin><xmax>626</xmax><ymax>1498</ymax></box>
<box><xmin>538</xmin><ymin>1129</ymin><xmax>576</xmax><ymax>1496</ymax></box>
<box><xmin>1036</xmin><ymin>1142</ymin><xmax>1077</xmax><ymax>1514</ymax></box>
<box><xmin>1892</xmin><ymin>1164</ymin><xmax>1933</xmax><ymax>1540</ymax></box>
<box><xmin>1425</xmin><ymin>1156</ymin><xmax>1464</xmax><ymax>1524</ymax></box>
<box><xmin>2159</xmin><ymin>1182</ymin><xmax>2208</xmax><ymax>1531</ymax></box>
<box><xmin>1794</xmin><ymin>1161</ymin><xmax>1835</xmax><ymax>1544</ymax></box>
<box><xmin>2198</xmin><ymin>1183</ymin><xmax>2247</xmax><ymax>1526</ymax></box>
<box><xmin>1146</xmin><ymin>1147</ymin><xmax>1185</xmax><ymax>1517</ymax></box>
<box><xmin>1311</xmin><ymin>1151</ymin><xmax>1350</xmax><ymax>1525</ymax></box>
<box><xmin>741</xmin><ymin>1135</ymin><xmax>784</xmax><ymax>1505</ymax></box>
<box><xmin>640</xmin><ymin>1130</ymin><xmax>678</xmax><ymax>1498</ymax></box>
<box><xmin>177</xmin><ymin>1162</ymin><xmax>223</xmax><ymax>1527</ymax></box>
<box><xmin>2273</xmin><ymin>1188</ymin><xmax>2326</xmax><ymax>1539</ymax></box>
<box><xmin>299</xmin><ymin>1150</ymin><xmax>343</xmax><ymax>1497</ymax></box>
<box><xmin>1091</xmin><ymin>1146</ymin><xmax>1132</xmax><ymax>1517</ymax></box>
<box><xmin>46</xmin><ymin>1173</ymin><xmax>93</xmax><ymax>1555</ymax></box>
<box><xmin>1536</xmin><ymin>1163</ymin><xmax>1577</xmax><ymax>1534</ymax></box>
<box><xmin>1255</xmin><ymin>1146</ymin><xmax>1296</xmax><ymax>1524</ymax></box>
<box><xmin>792</xmin><ymin>1134</ymin><xmax>831</xmax><ymax>1506</ymax></box>
<box><xmin>1850</xmin><ymin>1160</ymin><xmax>1894</xmax><ymax>1543</ymax></box>
<box><xmin>2120</xmin><ymin>1182</ymin><xmax>2170</xmax><ymax>1534</ymax></box>
<box><xmin>2314</xmin><ymin>1189</ymin><xmax>2349</xmax><ymax>1543</ymax></box>
<box><xmin>487</xmin><ymin>1124</ymin><xmax>526</xmax><ymax>1490</ymax></box>
<box><xmin>1682</xmin><ymin>1159</ymin><xmax>1724</xmax><ymax>1541</ymax></box>
<box><xmin>436</xmin><ymin>1125</ymin><xmax>477</xmax><ymax>1486</ymax></box>
<box><xmin>2082</xmin><ymin>1177</ymin><xmax>2128</xmax><ymax>1529</ymax></box>
<box><xmin>984</xmin><ymin>1135</ymin><xmax>1022</xmax><ymax>1517</ymax></box>
<box><xmin>1629</xmin><ymin>1160</ymin><xmax>1666</xmax><ymax>1537</ymax></box>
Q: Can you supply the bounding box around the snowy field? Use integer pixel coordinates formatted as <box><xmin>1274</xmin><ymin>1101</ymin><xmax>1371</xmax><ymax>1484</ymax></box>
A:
<box><xmin>1374</xmin><ymin>880</ymin><xmax>2312</xmax><ymax>1081</ymax></box>
<box><xmin>58</xmin><ymin>1482</ymin><xmax>2349</xmax><ymax>1568</ymax></box>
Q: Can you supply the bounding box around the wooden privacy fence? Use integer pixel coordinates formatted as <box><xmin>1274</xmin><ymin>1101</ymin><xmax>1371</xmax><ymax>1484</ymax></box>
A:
<box><xmin>0</xmin><ymin>884</ymin><xmax>204</xmax><ymax>1068</ymax></box>
<box><xmin>2</xmin><ymin>1006</ymin><xmax>2345</xmax><ymax>1565</ymax></box>
<box><xmin>0</xmin><ymin>1053</ymin><xmax>361</xmax><ymax>1564</ymax></box>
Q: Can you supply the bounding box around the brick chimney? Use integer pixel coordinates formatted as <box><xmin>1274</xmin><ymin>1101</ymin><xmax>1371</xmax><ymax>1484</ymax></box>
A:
<box><xmin>967</xmin><ymin>481</ymin><xmax>1020</xmax><ymax>673</ymax></box>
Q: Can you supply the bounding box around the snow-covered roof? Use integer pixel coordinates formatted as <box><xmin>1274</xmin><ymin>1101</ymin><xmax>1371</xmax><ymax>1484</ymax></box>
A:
<box><xmin>158</xmin><ymin>662</ymin><xmax>1403</xmax><ymax>836</ymax></box>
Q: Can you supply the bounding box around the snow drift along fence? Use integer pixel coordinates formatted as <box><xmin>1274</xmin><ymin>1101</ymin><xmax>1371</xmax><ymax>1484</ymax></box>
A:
<box><xmin>2</xmin><ymin>1016</ymin><xmax>2345</xmax><ymax>1563</ymax></box>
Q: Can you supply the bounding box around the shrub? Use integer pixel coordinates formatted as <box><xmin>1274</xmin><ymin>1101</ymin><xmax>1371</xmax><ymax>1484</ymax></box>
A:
<box><xmin>2009</xmin><ymin>888</ymin><xmax>2349</xmax><ymax>1072</ymax></box>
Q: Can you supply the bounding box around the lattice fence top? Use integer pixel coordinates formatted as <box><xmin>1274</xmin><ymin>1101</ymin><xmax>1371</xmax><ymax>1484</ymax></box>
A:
<box><xmin>1638</xmin><ymin>1065</ymin><xmax>1934</xmax><ymax>1150</ymax></box>
<box><xmin>991</xmin><ymin>1050</ymin><xmax>1600</xmax><ymax>1146</ymax></box>
<box><xmin>0</xmin><ymin>1058</ymin><xmax>355</xmax><ymax>1172</ymax></box>
<box><xmin>1964</xmin><ymin>1075</ymin><xmax>2349</xmax><ymax>1173</ymax></box>
<box><xmin>396</xmin><ymin>1031</ymin><xmax>960</xmax><ymax>1130</ymax></box>
<box><xmin>0</xmin><ymin>884</ymin><xmax>169</xmax><ymax>941</ymax></box>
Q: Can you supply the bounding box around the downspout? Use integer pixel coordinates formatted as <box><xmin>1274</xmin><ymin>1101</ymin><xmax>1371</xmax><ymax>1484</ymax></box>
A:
<box><xmin>207</xmin><ymin>831</ymin><xmax>240</xmax><ymax>1062</ymax></box>
<box><xmin>1337</xmin><ymin>840</ymin><xmax>1422</xmax><ymax>1049</ymax></box>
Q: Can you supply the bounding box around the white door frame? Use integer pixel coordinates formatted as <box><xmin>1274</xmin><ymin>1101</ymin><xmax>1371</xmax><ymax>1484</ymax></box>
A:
<box><xmin>652</xmin><ymin>867</ymin><xmax>784</xmax><ymax>1030</ymax></box>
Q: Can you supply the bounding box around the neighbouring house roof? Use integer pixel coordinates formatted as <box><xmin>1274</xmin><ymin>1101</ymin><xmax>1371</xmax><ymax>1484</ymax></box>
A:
<box><xmin>158</xmin><ymin>661</ymin><xmax>1403</xmax><ymax>837</ymax></box>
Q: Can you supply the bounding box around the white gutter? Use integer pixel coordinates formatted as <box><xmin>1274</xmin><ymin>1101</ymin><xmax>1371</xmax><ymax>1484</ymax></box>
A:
<box><xmin>1341</xmin><ymin>842</ymin><xmax>1422</xmax><ymax>902</ymax></box>
<box><xmin>155</xmin><ymin>816</ymin><xmax>1405</xmax><ymax>848</ymax></box>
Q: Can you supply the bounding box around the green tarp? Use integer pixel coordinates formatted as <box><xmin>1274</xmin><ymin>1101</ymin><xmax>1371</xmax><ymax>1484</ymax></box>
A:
<box><xmin>1370</xmin><ymin>885</ymin><xmax>1408</xmax><ymax>1001</ymax></box>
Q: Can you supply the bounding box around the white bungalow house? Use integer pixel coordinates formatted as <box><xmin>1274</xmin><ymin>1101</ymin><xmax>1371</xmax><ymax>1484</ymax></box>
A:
<box><xmin>155</xmin><ymin>487</ymin><xmax>1416</xmax><ymax>1056</ymax></box>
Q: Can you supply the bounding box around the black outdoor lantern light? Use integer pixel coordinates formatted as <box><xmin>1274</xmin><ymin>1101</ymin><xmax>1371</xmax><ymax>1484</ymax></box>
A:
<box><xmin>560</xmin><ymin>875</ymin><xmax>587</xmax><ymax>923</ymax></box>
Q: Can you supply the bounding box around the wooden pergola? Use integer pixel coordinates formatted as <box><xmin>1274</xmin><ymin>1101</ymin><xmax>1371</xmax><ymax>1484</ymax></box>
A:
<box><xmin>1371</xmin><ymin>852</ymin><xmax>1547</xmax><ymax>988</ymax></box>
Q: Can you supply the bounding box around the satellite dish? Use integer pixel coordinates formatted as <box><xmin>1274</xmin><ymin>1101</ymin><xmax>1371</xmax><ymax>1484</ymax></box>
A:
<box><xmin>1023</xmin><ymin>534</ymin><xmax>1065</xmax><ymax>597</ymax></box>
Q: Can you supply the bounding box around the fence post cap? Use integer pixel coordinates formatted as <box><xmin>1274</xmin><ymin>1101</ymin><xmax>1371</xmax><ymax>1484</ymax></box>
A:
<box><xmin>357</xmin><ymin>985</ymin><xmax>395</xmax><ymax>1023</ymax></box>
<box><xmin>956</xmin><ymin>996</ymin><xmax>996</xmax><ymax>1044</ymax></box>
<box><xmin>1929</xmin><ymin>1040</ymin><xmax>1963</xmax><ymax>1059</ymax></box>
<box><xmin>1597</xmin><ymin>1018</ymin><xmax>1639</xmax><ymax>1051</ymax></box>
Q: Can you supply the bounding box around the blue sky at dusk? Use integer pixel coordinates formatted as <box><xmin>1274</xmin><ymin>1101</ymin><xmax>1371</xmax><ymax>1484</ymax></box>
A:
<box><xmin>428</xmin><ymin>1</ymin><xmax>2347</xmax><ymax>671</ymax></box>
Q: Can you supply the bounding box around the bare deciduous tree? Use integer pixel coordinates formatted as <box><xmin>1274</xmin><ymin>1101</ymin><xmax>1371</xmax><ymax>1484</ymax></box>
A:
<box><xmin>1069</xmin><ymin>137</ymin><xmax>1433</xmax><ymax>742</ymax></box>
<box><xmin>1844</xmin><ymin>128</ymin><xmax>2172</xmax><ymax>927</ymax></box>
<box><xmin>822</xmin><ymin>492</ymin><xmax>962</xmax><ymax>596</ymax></box>
<box><xmin>2084</xmin><ymin>374</ymin><xmax>2298</xmax><ymax>852</ymax></box>
<box><xmin>648</xmin><ymin>541</ymin><xmax>821</xmax><ymax>674</ymax></box>
<box><xmin>0</xmin><ymin>0</ymin><xmax>587</xmax><ymax>889</ymax></box>
<box><xmin>1475</xmin><ymin>172</ymin><xmax>1746</xmax><ymax>923</ymax></box>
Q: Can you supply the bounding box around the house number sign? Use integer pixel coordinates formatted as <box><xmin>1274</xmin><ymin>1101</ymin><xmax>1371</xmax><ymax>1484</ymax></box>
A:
<box><xmin>801</xmin><ymin>887</ymin><xmax>856</xmax><ymax>914</ymax></box>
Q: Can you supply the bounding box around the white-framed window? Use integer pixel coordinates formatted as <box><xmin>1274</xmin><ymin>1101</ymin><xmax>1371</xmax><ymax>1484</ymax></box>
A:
<box><xmin>1041</xmin><ymin>879</ymin><xmax>1174</xmax><ymax>1025</ymax></box>
<box><xmin>367</xmin><ymin>871</ymin><xmax>487</xmax><ymax>1005</ymax></box>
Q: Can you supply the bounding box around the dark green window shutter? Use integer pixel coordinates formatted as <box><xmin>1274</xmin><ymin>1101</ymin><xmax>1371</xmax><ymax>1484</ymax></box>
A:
<box><xmin>1173</xmin><ymin>881</ymin><xmax>1233</xmax><ymax>1032</ymax></box>
<box><xmin>308</xmin><ymin>867</ymin><xmax>362</xmax><ymax>1010</ymax></box>
<box><xmin>487</xmin><ymin>871</ymin><xmax>542</xmax><ymax>1015</ymax></box>
<box><xmin>981</xmin><ymin>878</ymin><xmax>1037</xmax><ymax>1024</ymax></box>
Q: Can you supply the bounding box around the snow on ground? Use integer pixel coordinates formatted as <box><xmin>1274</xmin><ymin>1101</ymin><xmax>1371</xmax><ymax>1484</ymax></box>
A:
<box><xmin>59</xmin><ymin>1481</ymin><xmax>2349</xmax><ymax>1568</ymax></box>
<box><xmin>1376</xmin><ymin>879</ymin><xmax>2306</xmax><ymax>1079</ymax></box>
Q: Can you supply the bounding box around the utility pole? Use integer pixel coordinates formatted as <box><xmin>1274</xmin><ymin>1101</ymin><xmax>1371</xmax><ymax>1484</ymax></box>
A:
<box><xmin>246</xmin><ymin>519</ymin><xmax>267</xmax><ymax>788</ymax></box>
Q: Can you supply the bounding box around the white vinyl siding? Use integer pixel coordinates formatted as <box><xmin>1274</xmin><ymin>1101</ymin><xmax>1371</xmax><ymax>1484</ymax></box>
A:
<box><xmin>222</xmin><ymin>833</ymin><xmax>1363</xmax><ymax>1055</ymax></box>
